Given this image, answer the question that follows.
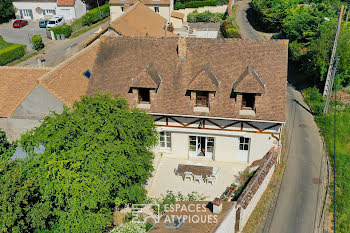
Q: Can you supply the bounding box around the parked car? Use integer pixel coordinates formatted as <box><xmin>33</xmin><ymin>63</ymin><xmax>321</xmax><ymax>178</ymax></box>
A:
<box><xmin>46</xmin><ymin>16</ymin><xmax>65</xmax><ymax>30</ymax></box>
<box><xmin>39</xmin><ymin>19</ymin><xmax>49</xmax><ymax>28</ymax></box>
<box><xmin>13</xmin><ymin>19</ymin><xmax>28</xmax><ymax>28</ymax></box>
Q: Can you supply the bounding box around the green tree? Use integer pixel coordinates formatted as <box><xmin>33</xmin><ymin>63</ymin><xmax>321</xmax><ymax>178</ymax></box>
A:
<box><xmin>1</xmin><ymin>94</ymin><xmax>158</xmax><ymax>232</ymax></box>
<box><xmin>0</xmin><ymin>129</ymin><xmax>16</xmax><ymax>162</ymax></box>
<box><xmin>0</xmin><ymin>0</ymin><xmax>15</xmax><ymax>23</ymax></box>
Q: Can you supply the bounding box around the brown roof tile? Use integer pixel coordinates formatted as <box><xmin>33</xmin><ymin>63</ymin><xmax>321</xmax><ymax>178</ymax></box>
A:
<box><xmin>171</xmin><ymin>11</ymin><xmax>185</xmax><ymax>19</ymax></box>
<box><xmin>88</xmin><ymin>37</ymin><xmax>288</xmax><ymax>122</ymax></box>
<box><xmin>129</xmin><ymin>63</ymin><xmax>162</xmax><ymax>88</ymax></box>
<box><xmin>188</xmin><ymin>64</ymin><xmax>219</xmax><ymax>92</ymax></box>
<box><xmin>0</xmin><ymin>67</ymin><xmax>53</xmax><ymax>117</ymax></box>
<box><xmin>57</xmin><ymin>0</ymin><xmax>75</xmax><ymax>6</ymax></box>
<box><xmin>39</xmin><ymin>43</ymin><xmax>99</xmax><ymax>108</ymax></box>
<box><xmin>109</xmin><ymin>2</ymin><xmax>178</xmax><ymax>37</ymax></box>
<box><xmin>110</xmin><ymin>0</ymin><xmax>170</xmax><ymax>5</ymax></box>
<box><xmin>232</xmin><ymin>66</ymin><xmax>265</xmax><ymax>93</ymax></box>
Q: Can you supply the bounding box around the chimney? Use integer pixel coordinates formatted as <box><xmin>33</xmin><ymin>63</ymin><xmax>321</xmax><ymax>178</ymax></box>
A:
<box><xmin>212</xmin><ymin>198</ymin><xmax>223</xmax><ymax>215</ymax></box>
<box><xmin>178</xmin><ymin>37</ymin><xmax>187</xmax><ymax>60</ymax></box>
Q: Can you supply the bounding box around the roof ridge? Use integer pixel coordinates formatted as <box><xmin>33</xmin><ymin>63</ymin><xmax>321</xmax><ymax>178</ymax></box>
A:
<box><xmin>0</xmin><ymin>66</ymin><xmax>53</xmax><ymax>70</ymax></box>
<box><xmin>109</xmin><ymin>1</ymin><xmax>142</xmax><ymax>29</ymax></box>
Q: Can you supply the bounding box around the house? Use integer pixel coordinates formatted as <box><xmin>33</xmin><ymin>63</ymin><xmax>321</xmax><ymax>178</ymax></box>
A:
<box><xmin>88</xmin><ymin>37</ymin><xmax>288</xmax><ymax>166</ymax></box>
<box><xmin>84</xmin><ymin>1</ymin><xmax>178</xmax><ymax>48</ymax></box>
<box><xmin>109</xmin><ymin>0</ymin><xmax>174</xmax><ymax>22</ymax></box>
<box><xmin>0</xmin><ymin>43</ymin><xmax>99</xmax><ymax>141</ymax></box>
<box><xmin>12</xmin><ymin>0</ymin><xmax>86</xmax><ymax>21</ymax></box>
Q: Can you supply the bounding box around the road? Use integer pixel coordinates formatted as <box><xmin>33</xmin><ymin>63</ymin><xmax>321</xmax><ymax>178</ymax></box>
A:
<box><xmin>235</xmin><ymin>1</ymin><xmax>324</xmax><ymax>233</ymax></box>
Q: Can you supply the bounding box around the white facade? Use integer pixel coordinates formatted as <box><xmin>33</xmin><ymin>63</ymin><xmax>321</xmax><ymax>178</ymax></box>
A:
<box><xmin>13</xmin><ymin>0</ymin><xmax>86</xmax><ymax>21</ymax></box>
<box><xmin>110</xmin><ymin>4</ymin><xmax>172</xmax><ymax>22</ymax></box>
<box><xmin>152</xmin><ymin>115</ymin><xmax>283</xmax><ymax>165</ymax></box>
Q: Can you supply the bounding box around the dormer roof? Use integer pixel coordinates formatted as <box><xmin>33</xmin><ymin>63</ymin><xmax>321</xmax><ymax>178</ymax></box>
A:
<box><xmin>232</xmin><ymin>66</ymin><xmax>265</xmax><ymax>93</ymax></box>
<box><xmin>129</xmin><ymin>63</ymin><xmax>162</xmax><ymax>89</ymax></box>
<box><xmin>188</xmin><ymin>64</ymin><xmax>219</xmax><ymax>92</ymax></box>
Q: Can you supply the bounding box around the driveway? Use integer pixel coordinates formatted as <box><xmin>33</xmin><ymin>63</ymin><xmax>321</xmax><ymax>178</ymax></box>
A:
<box><xmin>235</xmin><ymin>1</ymin><xmax>324</xmax><ymax>232</ymax></box>
<box><xmin>0</xmin><ymin>20</ymin><xmax>48</xmax><ymax>47</ymax></box>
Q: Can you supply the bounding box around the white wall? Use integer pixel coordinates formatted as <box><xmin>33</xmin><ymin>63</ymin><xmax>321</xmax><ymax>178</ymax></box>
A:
<box><xmin>74</xmin><ymin>0</ymin><xmax>86</xmax><ymax>18</ymax></box>
<box><xmin>13</xmin><ymin>1</ymin><xmax>57</xmax><ymax>20</ymax></box>
<box><xmin>57</xmin><ymin>7</ymin><xmax>75</xmax><ymax>20</ymax></box>
<box><xmin>110</xmin><ymin>5</ymin><xmax>123</xmax><ymax>21</ymax></box>
<box><xmin>110</xmin><ymin>4</ymin><xmax>171</xmax><ymax>22</ymax></box>
<box><xmin>153</xmin><ymin>116</ymin><xmax>281</xmax><ymax>165</ymax></box>
<box><xmin>0</xmin><ymin>118</ymin><xmax>40</xmax><ymax>142</ymax></box>
<box><xmin>170</xmin><ymin>17</ymin><xmax>183</xmax><ymax>28</ymax></box>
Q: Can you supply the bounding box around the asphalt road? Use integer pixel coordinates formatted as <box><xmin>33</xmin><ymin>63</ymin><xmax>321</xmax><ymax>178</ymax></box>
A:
<box><xmin>0</xmin><ymin>20</ymin><xmax>48</xmax><ymax>47</ymax></box>
<box><xmin>235</xmin><ymin>1</ymin><xmax>324</xmax><ymax>232</ymax></box>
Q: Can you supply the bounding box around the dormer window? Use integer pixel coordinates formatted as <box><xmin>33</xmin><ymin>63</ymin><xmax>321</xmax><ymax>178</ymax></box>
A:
<box><xmin>196</xmin><ymin>91</ymin><xmax>209</xmax><ymax>107</ymax></box>
<box><xmin>241</xmin><ymin>93</ymin><xmax>255</xmax><ymax>110</ymax></box>
<box><xmin>138</xmin><ymin>88</ymin><xmax>150</xmax><ymax>104</ymax></box>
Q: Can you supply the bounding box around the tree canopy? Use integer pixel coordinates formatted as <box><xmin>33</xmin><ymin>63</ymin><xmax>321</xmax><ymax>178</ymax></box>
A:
<box><xmin>0</xmin><ymin>94</ymin><xmax>158</xmax><ymax>232</ymax></box>
<box><xmin>0</xmin><ymin>0</ymin><xmax>15</xmax><ymax>23</ymax></box>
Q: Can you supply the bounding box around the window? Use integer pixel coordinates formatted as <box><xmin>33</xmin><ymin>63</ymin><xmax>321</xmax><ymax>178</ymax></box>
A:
<box><xmin>189</xmin><ymin>136</ymin><xmax>196</xmax><ymax>152</ymax></box>
<box><xmin>83</xmin><ymin>70</ymin><xmax>91</xmax><ymax>79</ymax></box>
<box><xmin>22</xmin><ymin>9</ymin><xmax>32</xmax><ymax>17</ymax></box>
<box><xmin>45</xmin><ymin>9</ymin><xmax>56</xmax><ymax>15</ymax></box>
<box><xmin>239</xmin><ymin>137</ymin><xmax>250</xmax><ymax>151</ymax></box>
<box><xmin>160</xmin><ymin>132</ymin><xmax>171</xmax><ymax>149</ymax></box>
<box><xmin>58</xmin><ymin>18</ymin><xmax>62</xmax><ymax>22</ymax></box>
<box><xmin>196</xmin><ymin>91</ymin><xmax>209</xmax><ymax>107</ymax></box>
<box><xmin>207</xmin><ymin>137</ymin><xmax>214</xmax><ymax>153</ymax></box>
<box><xmin>138</xmin><ymin>88</ymin><xmax>150</xmax><ymax>103</ymax></box>
<box><xmin>154</xmin><ymin>7</ymin><xmax>160</xmax><ymax>13</ymax></box>
<box><xmin>241</xmin><ymin>93</ymin><xmax>255</xmax><ymax>110</ymax></box>
<box><xmin>121</xmin><ymin>7</ymin><xmax>124</xmax><ymax>12</ymax></box>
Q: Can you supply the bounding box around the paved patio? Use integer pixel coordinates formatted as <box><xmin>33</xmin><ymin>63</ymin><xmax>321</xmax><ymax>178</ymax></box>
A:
<box><xmin>147</xmin><ymin>156</ymin><xmax>248</xmax><ymax>200</ymax></box>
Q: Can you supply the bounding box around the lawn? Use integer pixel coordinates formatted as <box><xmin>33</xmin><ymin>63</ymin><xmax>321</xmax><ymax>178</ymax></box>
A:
<box><xmin>0</xmin><ymin>36</ymin><xmax>15</xmax><ymax>50</ymax></box>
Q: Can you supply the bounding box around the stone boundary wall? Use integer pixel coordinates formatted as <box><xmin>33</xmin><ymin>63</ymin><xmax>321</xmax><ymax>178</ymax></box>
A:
<box><xmin>173</xmin><ymin>5</ymin><xmax>228</xmax><ymax>22</ymax></box>
<box><xmin>214</xmin><ymin>146</ymin><xmax>280</xmax><ymax>232</ymax></box>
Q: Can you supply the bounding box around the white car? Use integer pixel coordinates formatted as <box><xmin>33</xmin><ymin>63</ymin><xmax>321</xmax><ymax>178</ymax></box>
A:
<box><xmin>46</xmin><ymin>16</ymin><xmax>65</xmax><ymax>30</ymax></box>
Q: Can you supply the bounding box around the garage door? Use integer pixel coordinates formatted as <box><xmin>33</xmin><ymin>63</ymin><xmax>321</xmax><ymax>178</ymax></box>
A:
<box><xmin>61</xmin><ymin>9</ymin><xmax>71</xmax><ymax>20</ymax></box>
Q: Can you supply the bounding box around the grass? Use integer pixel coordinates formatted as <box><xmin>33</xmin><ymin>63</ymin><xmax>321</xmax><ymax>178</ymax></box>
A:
<box><xmin>0</xmin><ymin>36</ymin><xmax>15</xmax><ymax>50</ymax></box>
<box><xmin>7</xmin><ymin>50</ymin><xmax>41</xmax><ymax>66</ymax></box>
<box><xmin>70</xmin><ymin>17</ymin><xmax>110</xmax><ymax>39</ymax></box>
<box><xmin>70</xmin><ymin>17</ymin><xmax>85</xmax><ymax>32</ymax></box>
<box><xmin>302</xmin><ymin>87</ymin><xmax>350</xmax><ymax>233</ymax></box>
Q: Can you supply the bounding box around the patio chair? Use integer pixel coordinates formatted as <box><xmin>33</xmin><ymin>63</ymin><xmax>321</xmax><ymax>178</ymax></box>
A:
<box><xmin>212</xmin><ymin>167</ymin><xmax>220</xmax><ymax>178</ymax></box>
<box><xmin>205</xmin><ymin>176</ymin><xmax>216</xmax><ymax>185</ymax></box>
<box><xmin>193</xmin><ymin>174</ymin><xmax>203</xmax><ymax>184</ymax></box>
<box><xmin>183</xmin><ymin>172</ymin><xmax>193</xmax><ymax>182</ymax></box>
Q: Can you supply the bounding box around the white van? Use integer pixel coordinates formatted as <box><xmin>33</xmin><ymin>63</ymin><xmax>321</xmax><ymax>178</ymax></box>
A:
<box><xmin>46</xmin><ymin>16</ymin><xmax>65</xmax><ymax>30</ymax></box>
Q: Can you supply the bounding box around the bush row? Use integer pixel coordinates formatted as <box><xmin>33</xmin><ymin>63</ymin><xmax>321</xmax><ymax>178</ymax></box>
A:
<box><xmin>50</xmin><ymin>25</ymin><xmax>72</xmax><ymax>39</ymax></box>
<box><xmin>220</xmin><ymin>21</ymin><xmax>240</xmax><ymax>38</ymax></box>
<box><xmin>0</xmin><ymin>44</ymin><xmax>26</xmax><ymax>65</ymax></box>
<box><xmin>82</xmin><ymin>3</ymin><xmax>110</xmax><ymax>26</ymax></box>
<box><xmin>175</xmin><ymin>0</ymin><xmax>228</xmax><ymax>10</ymax></box>
<box><xmin>32</xmin><ymin>35</ymin><xmax>44</xmax><ymax>50</ymax></box>
<box><xmin>187</xmin><ymin>10</ymin><xmax>224</xmax><ymax>22</ymax></box>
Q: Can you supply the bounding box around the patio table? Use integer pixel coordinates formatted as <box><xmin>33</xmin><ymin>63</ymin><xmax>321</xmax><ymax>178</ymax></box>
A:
<box><xmin>176</xmin><ymin>164</ymin><xmax>213</xmax><ymax>178</ymax></box>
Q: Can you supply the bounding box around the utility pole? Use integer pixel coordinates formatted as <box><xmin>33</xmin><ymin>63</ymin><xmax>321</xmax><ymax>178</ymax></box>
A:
<box><xmin>322</xmin><ymin>6</ymin><xmax>344</xmax><ymax>106</ymax></box>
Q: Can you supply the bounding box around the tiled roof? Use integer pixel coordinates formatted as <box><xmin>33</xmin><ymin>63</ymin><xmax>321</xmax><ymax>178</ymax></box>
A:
<box><xmin>57</xmin><ymin>0</ymin><xmax>75</xmax><ymax>6</ymax></box>
<box><xmin>0</xmin><ymin>67</ymin><xmax>53</xmax><ymax>117</ymax></box>
<box><xmin>39</xmin><ymin>43</ymin><xmax>99</xmax><ymax>108</ymax></box>
<box><xmin>110</xmin><ymin>0</ymin><xmax>170</xmax><ymax>5</ymax></box>
<box><xmin>188</xmin><ymin>64</ymin><xmax>219</xmax><ymax>92</ymax></box>
<box><xmin>150</xmin><ymin>201</ymin><xmax>233</xmax><ymax>233</ymax></box>
<box><xmin>171</xmin><ymin>11</ymin><xmax>185</xmax><ymax>19</ymax></box>
<box><xmin>109</xmin><ymin>2</ymin><xmax>178</xmax><ymax>37</ymax></box>
<box><xmin>232</xmin><ymin>66</ymin><xmax>265</xmax><ymax>93</ymax></box>
<box><xmin>88</xmin><ymin>37</ymin><xmax>288</xmax><ymax>122</ymax></box>
<box><xmin>129</xmin><ymin>63</ymin><xmax>162</xmax><ymax>89</ymax></box>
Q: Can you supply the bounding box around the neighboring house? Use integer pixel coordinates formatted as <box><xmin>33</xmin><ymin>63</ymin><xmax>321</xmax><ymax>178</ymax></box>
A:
<box><xmin>84</xmin><ymin>2</ymin><xmax>178</xmax><ymax>47</ymax></box>
<box><xmin>110</xmin><ymin>0</ymin><xmax>173</xmax><ymax>22</ymax></box>
<box><xmin>87</xmin><ymin>37</ymin><xmax>288</xmax><ymax>165</ymax></box>
<box><xmin>0</xmin><ymin>43</ymin><xmax>99</xmax><ymax>141</ymax></box>
<box><xmin>12</xmin><ymin>0</ymin><xmax>86</xmax><ymax>21</ymax></box>
<box><xmin>170</xmin><ymin>11</ymin><xmax>184</xmax><ymax>29</ymax></box>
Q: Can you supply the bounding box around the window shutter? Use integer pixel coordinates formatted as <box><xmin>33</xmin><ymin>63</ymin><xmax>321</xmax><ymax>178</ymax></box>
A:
<box><xmin>20</xmin><ymin>10</ymin><xmax>23</xmax><ymax>18</ymax></box>
<box><xmin>29</xmin><ymin>10</ymin><xmax>33</xmax><ymax>19</ymax></box>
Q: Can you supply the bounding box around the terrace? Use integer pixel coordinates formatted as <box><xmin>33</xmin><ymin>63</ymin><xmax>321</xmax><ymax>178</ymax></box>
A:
<box><xmin>147</xmin><ymin>155</ymin><xmax>248</xmax><ymax>200</ymax></box>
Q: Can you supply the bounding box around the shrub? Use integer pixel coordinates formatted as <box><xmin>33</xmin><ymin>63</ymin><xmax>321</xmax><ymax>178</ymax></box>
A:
<box><xmin>32</xmin><ymin>35</ymin><xmax>44</xmax><ymax>50</ymax></box>
<box><xmin>50</xmin><ymin>25</ymin><xmax>72</xmax><ymax>39</ymax></box>
<box><xmin>174</xmin><ymin>2</ymin><xmax>185</xmax><ymax>10</ymax></box>
<box><xmin>302</xmin><ymin>87</ymin><xmax>325</xmax><ymax>116</ymax></box>
<box><xmin>0</xmin><ymin>44</ymin><xmax>26</xmax><ymax>65</ymax></box>
<box><xmin>187</xmin><ymin>10</ymin><xmax>224</xmax><ymax>22</ymax></box>
<box><xmin>83</xmin><ymin>3</ymin><xmax>110</xmax><ymax>26</ymax></box>
<box><xmin>226</xmin><ymin>28</ymin><xmax>240</xmax><ymax>38</ymax></box>
<box><xmin>184</xmin><ymin>0</ymin><xmax>217</xmax><ymax>8</ymax></box>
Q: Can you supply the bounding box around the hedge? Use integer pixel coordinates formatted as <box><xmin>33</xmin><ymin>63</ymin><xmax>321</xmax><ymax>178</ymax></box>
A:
<box><xmin>0</xmin><ymin>44</ymin><xmax>26</xmax><ymax>65</ymax></box>
<box><xmin>174</xmin><ymin>0</ymin><xmax>228</xmax><ymax>9</ymax></box>
<box><xmin>187</xmin><ymin>10</ymin><xmax>224</xmax><ymax>22</ymax></box>
<box><xmin>220</xmin><ymin>20</ymin><xmax>241</xmax><ymax>38</ymax></box>
<box><xmin>83</xmin><ymin>3</ymin><xmax>110</xmax><ymax>26</ymax></box>
<box><xmin>50</xmin><ymin>25</ymin><xmax>72</xmax><ymax>39</ymax></box>
<box><xmin>32</xmin><ymin>35</ymin><xmax>44</xmax><ymax>50</ymax></box>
